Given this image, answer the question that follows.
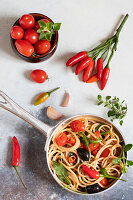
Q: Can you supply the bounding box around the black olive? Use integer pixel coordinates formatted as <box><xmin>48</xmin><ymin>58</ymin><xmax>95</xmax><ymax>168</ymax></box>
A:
<box><xmin>86</xmin><ymin>184</ymin><xmax>101</xmax><ymax>194</ymax></box>
<box><xmin>77</xmin><ymin>148</ymin><xmax>90</xmax><ymax>161</ymax></box>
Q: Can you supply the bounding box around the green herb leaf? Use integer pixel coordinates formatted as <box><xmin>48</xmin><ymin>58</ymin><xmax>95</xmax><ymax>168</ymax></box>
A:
<box><xmin>38</xmin><ymin>20</ymin><xmax>46</xmax><ymax>27</ymax></box>
<box><xmin>106</xmin><ymin>96</ymin><xmax>111</xmax><ymax>100</ymax></box>
<box><xmin>100</xmin><ymin>168</ymin><xmax>126</xmax><ymax>182</ymax></box>
<box><xmin>53</xmin><ymin>161</ymin><xmax>71</xmax><ymax>185</ymax></box>
<box><xmin>53</xmin><ymin>23</ymin><xmax>61</xmax><ymax>31</ymax></box>
<box><xmin>120</xmin><ymin>120</ymin><xmax>123</xmax><ymax>126</ymax></box>
<box><xmin>39</xmin><ymin>32</ymin><xmax>46</xmax><ymax>40</ymax></box>
<box><xmin>98</xmin><ymin>101</ymin><xmax>103</xmax><ymax>105</ymax></box>
<box><xmin>127</xmin><ymin>160</ymin><xmax>133</xmax><ymax>167</ymax></box>
<box><xmin>89</xmin><ymin>138</ymin><xmax>102</xmax><ymax>144</ymax></box>
<box><xmin>123</xmin><ymin>144</ymin><xmax>133</xmax><ymax>152</ymax></box>
<box><xmin>108</xmin><ymin>110</ymin><xmax>116</xmax><ymax>117</ymax></box>
<box><xmin>112</xmin><ymin>158</ymin><xmax>121</xmax><ymax>164</ymax></box>
<box><xmin>122</xmin><ymin>166</ymin><xmax>127</xmax><ymax>173</ymax></box>
<box><xmin>79</xmin><ymin>132</ymin><xmax>91</xmax><ymax>160</ymax></box>
<box><xmin>100</xmin><ymin>131</ymin><xmax>111</xmax><ymax>135</ymax></box>
<box><xmin>46</xmin><ymin>22</ymin><xmax>53</xmax><ymax>30</ymax></box>
<box><xmin>45</xmin><ymin>32</ymin><xmax>52</xmax><ymax>41</ymax></box>
<box><xmin>97</xmin><ymin>95</ymin><xmax>102</xmax><ymax>101</ymax></box>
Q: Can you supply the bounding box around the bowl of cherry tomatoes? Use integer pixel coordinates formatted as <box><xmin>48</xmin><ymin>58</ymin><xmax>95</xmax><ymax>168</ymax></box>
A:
<box><xmin>10</xmin><ymin>13</ymin><xmax>60</xmax><ymax>62</ymax></box>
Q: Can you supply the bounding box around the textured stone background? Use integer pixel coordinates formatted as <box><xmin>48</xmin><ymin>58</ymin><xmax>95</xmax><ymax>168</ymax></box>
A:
<box><xmin>0</xmin><ymin>0</ymin><xmax>133</xmax><ymax>199</ymax></box>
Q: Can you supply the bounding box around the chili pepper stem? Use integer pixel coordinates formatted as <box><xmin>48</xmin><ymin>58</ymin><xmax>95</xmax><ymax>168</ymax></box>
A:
<box><xmin>48</xmin><ymin>87</ymin><xmax>60</xmax><ymax>95</ymax></box>
<box><xmin>14</xmin><ymin>166</ymin><xmax>27</xmax><ymax>190</ymax></box>
<box><xmin>99</xmin><ymin>174</ymin><xmax>126</xmax><ymax>182</ymax></box>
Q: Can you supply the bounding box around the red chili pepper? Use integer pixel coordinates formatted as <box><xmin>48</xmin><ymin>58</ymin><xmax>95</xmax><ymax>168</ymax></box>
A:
<box><xmin>101</xmin><ymin>67</ymin><xmax>110</xmax><ymax>90</ymax></box>
<box><xmin>86</xmin><ymin>73</ymin><xmax>99</xmax><ymax>83</ymax></box>
<box><xmin>66</xmin><ymin>51</ymin><xmax>88</xmax><ymax>67</ymax></box>
<box><xmin>82</xmin><ymin>165</ymin><xmax>99</xmax><ymax>179</ymax></box>
<box><xmin>83</xmin><ymin>60</ymin><xmax>95</xmax><ymax>82</ymax></box>
<box><xmin>97</xmin><ymin>58</ymin><xmax>103</xmax><ymax>80</ymax></box>
<box><xmin>12</xmin><ymin>136</ymin><xmax>27</xmax><ymax>189</ymax></box>
<box><xmin>75</xmin><ymin>57</ymin><xmax>92</xmax><ymax>75</ymax></box>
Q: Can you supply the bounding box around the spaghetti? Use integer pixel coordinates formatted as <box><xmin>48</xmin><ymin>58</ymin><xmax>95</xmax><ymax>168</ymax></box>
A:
<box><xmin>48</xmin><ymin>117</ymin><xmax>124</xmax><ymax>193</ymax></box>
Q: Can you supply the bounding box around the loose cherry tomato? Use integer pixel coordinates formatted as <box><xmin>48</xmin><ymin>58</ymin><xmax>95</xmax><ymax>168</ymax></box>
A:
<box><xmin>34</xmin><ymin>39</ymin><xmax>51</xmax><ymax>54</ymax></box>
<box><xmin>15</xmin><ymin>39</ymin><xmax>34</xmax><ymax>57</ymax></box>
<box><xmin>19</xmin><ymin>14</ymin><xmax>35</xmax><ymax>29</ymax></box>
<box><xmin>24</xmin><ymin>29</ymin><xmax>39</xmax><ymax>44</ymax></box>
<box><xmin>100</xmin><ymin>148</ymin><xmax>110</xmax><ymax>157</ymax></box>
<box><xmin>68</xmin><ymin>156</ymin><xmax>76</xmax><ymax>163</ymax></box>
<box><xmin>100</xmin><ymin>177</ymin><xmax>109</xmax><ymax>186</ymax></box>
<box><xmin>11</xmin><ymin>25</ymin><xmax>24</xmax><ymax>39</ymax></box>
<box><xmin>56</xmin><ymin>132</ymin><xmax>68</xmax><ymax>146</ymax></box>
<box><xmin>70</xmin><ymin>120</ymin><xmax>85</xmax><ymax>132</ymax></box>
<box><xmin>91</xmin><ymin>146</ymin><xmax>101</xmax><ymax>155</ymax></box>
<box><xmin>34</xmin><ymin>19</ymin><xmax>49</xmax><ymax>31</ymax></box>
<box><xmin>67</xmin><ymin>137</ymin><xmax>76</xmax><ymax>146</ymax></box>
<box><xmin>30</xmin><ymin>69</ymin><xmax>47</xmax><ymax>83</ymax></box>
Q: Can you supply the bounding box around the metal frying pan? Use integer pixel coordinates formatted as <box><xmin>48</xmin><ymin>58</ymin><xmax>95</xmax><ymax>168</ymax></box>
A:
<box><xmin>0</xmin><ymin>91</ymin><xmax>126</xmax><ymax>195</ymax></box>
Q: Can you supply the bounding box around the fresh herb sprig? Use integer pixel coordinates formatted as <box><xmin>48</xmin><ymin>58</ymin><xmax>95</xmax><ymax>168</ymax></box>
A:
<box><xmin>112</xmin><ymin>144</ymin><xmax>133</xmax><ymax>173</ymax></box>
<box><xmin>97</xmin><ymin>95</ymin><xmax>127</xmax><ymax>125</ymax></box>
<box><xmin>79</xmin><ymin>132</ymin><xmax>91</xmax><ymax>160</ymax></box>
<box><xmin>100</xmin><ymin>168</ymin><xmax>126</xmax><ymax>182</ymax></box>
<box><xmin>53</xmin><ymin>161</ymin><xmax>71</xmax><ymax>185</ymax></box>
<box><xmin>37</xmin><ymin>20</ymin><xmax>61</xmax><ymax>41</ymax></box>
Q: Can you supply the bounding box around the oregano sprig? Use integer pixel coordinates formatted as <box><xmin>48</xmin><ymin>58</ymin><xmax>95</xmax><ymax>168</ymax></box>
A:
<box><xmin>37</xmin><ymin>20</ymin><xmax>61</xmax><ymax>41</ymax></box>
<box><xmin>97</xmin><ymin>95</ymin><xmax>127</xmax><ymax>125</ymax></box>
<box><xmin>112</xmin><ymin>144</ymin><xmax>133</xmax><ymax>173</ymax></box>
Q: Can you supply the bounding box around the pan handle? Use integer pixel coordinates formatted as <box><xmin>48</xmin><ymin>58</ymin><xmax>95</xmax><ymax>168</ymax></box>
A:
<box><xmin>0</xmin><ymin>90</ymin><xmax>52</xmax><ymax>136</ymax></box>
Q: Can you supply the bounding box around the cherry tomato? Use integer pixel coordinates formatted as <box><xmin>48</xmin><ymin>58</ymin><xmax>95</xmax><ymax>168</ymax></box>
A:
<box><xmin>71</xmin><ymin>120</ymin><xmax>85</xmax><ymax>132</ymax></box>
<box><xmin>15</xmin><ymin>39</ymin><xmax>34</xmax><ymax>57</ymax></box>
<box><xmin>100</xmin><ymin>148</ymin><xmax>110</xmax><ymax>157</ymax></box>
<box><xmin>67</xmin><ymin>137</ymin><xmax>76</xmax><ymax>146</ymax></box>
<box><xmin>56</xmin><ymin>132</ymin><xmax>68</xmax><ymax>146</ymax></box>
<box><xmin>24</xmin><ymin>29</ymin><xmax>39</xmax><ymax>44</ymax></box>
<box><xmin>11</xmin><ymin>25</ymin><xmax>24</xmax><ymax>39</ymax></box>
<box><xmin>34</xmin><ymin>39</ymin><xmax>51</xmax><ymax>55</ymax></box>
<box><xmin>19</xmin><ymin>14</ymin><xmax>35</xmax><ymax>29</ymax></box>
<box><xmin>91</xmin><ymin>146</ymin><xmax>101</xmax><ymax>155</ymax></box>
<box><xmin>95</xmin><ymin>130</ymin><xmax>100</xmax><ymax>138</ymax></box>
<box><xmin>100</xmin><ymin>177</ymin><xmax>109</xmax><ymax>186</ymax></box>
<box><xmin>30</xmin><ymin>69</ymin><xmax>47</xmax><ymax>83</ymax></box>
<box><xmin>34</xmin><ymin>19</ymin><xmax>49</xmax><ymax>30</ymax></box>
<box><xmin>68</xmin><ymin>156</ymin><xmax>76</xmax><ymax>163</ymax></box>
<box><xmin>89</xmin><ymin>143</ymin><xmax>100</xmax><ymax>152</ymax></box>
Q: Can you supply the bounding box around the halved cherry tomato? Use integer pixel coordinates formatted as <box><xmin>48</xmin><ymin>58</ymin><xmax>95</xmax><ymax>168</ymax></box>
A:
<box><xmin>34</xmin><ymin>39</ymin><xmax>51</xmax><ymax>54</ymax></box>
<box><xmin>19</xmin><ymin>14</ymin><xmax>35</xmax><ymax>29</ymax></box>
<box><xmin>67</xmin><ymin>137</ymin><xmax>76</xmax><ymax>146</ymax></box>
<box><xmin>34</xmin><ymin>19</ymin><xmax>49</xmax><ymax>31</ymax></box>
<box><xmin>11</xmin><ymin>25</ymin><xmax>24</xmax><ymax>39</ymax></box>
<box><xmin>68</xmin><ymin>156</ymin><xmax>76</xmax><ymax>163</ymax></box>
<box><xmin>95</xmin><ymin>130</ymin><xmax>100</xmax><ymax>138</ymax></box>
<box><xmin>15</xmin><ymin>39</ymin><xmax>34</xmax><ymax>57</ymax></box>
<box><xmin>100</xmin><ymin>148</ymin><xmax>110</xmax><ymax>157</ymax></box>
<box><xmin>30</xmin><ymin>69</ymin><xmax>47</xmax><ymax>83</ymax></box>
<box><xmin>56</xmin><ymin>132</ymin><xmax>67</xmax><ymax>146</ymax></box>
<box><xmin>89</xmin><ymin>143</ymin><xmax>100</xmax><ymax>152</ymax></box>
<box><xmin>91</xmin><ymin>146</ymin><xmax>101</xmax><ymax>155</ymax></box>
<box><xmin>24</xmin><ymin>29</ymin><xmax>39</xmax><ymax>44</ymax></box>
<box><xmin>71</xmin><ymin>120</ymin><xmax>85</xmax><ymax>132</ymax></box>
<box><xmin>100</xmin><ymin>177</ymin><xmax>109</xmax><ymax>186</ymax></box>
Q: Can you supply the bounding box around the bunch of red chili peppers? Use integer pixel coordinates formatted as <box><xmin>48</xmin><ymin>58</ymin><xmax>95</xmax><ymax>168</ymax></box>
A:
<box><xmin>66</xmin><ymin>14</ymin><xmax>128</xmax><ymax>90</ymax></box>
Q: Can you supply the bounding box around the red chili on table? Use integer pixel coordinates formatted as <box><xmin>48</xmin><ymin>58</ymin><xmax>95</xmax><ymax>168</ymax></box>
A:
<box><xmin>12</xmin><ymin>136</ymin><xmax>27</xmax><ymax>189</ymax></box>
<box><xmin>101</xmin><ymin>66</ymin><xmax>110</xmax><ymax>90</ymax></box>
<box><xmin>83</xmin><ymin>60</ymin><xmax>95</xmax><ymax>82</ymax></box>
<box><xmin>66</xmin><ymin>51</ymin><xmax>88</xmax><ymax>67</ymax></box>
<box><xmin>75</xmin><ymin>57</ymin><xmax>92</xmax><ymax>75</ymax></box>
<box><xmin>86</xmin><ymin>73</ymin><xmax>99</xmax><ymax>83</ymax></box>
<box><xmin>82</xmin><ymin>165</ymin><xmax>99</xmax><ymax>179</ymax></box>
<box><xmin>97</xmin><ymin>58</ymin><xmax>103</xmax><ymax>80</ymax></box>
